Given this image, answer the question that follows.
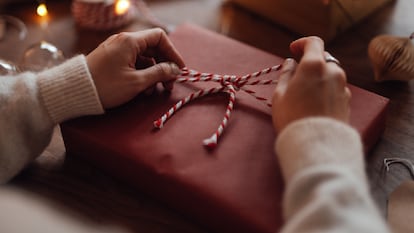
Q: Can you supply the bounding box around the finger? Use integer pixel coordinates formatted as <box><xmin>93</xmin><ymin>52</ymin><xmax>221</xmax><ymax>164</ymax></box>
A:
<box><xmin>324</xmin><ymin>52</ymin><xmax>341</xmax><ymax>66</ymax></box>
<box><xmin>290</xmin><ymin>36</ymin><xmax>323</xmax><ymax>57</ymax></box>
<box><xmin>290</xmin><ymin>36</ymin><xmax>325</xmax><ymax>63</ymax></box>
<box><xmin>324</xmin><ymin>53</ymin><xmax>348</xmax><ymax>87</ymax></box>
<box><xmin>324</xmin><ymin>51</ymin><xmax>346</xmax><ymax>85</ymax></box>
<box><xmin>292</xmin><ymin>37</ymin><xmax>330</xmax><ymax>83</ymax></box>
<box><xmin>274</xmin><ymin>58</ymin><xmax>297</xmax><ymax>96</ymax></box>
<box><xmin>134</xmin><ymin>28</ymin><xmax>186</xmax><ymax>68</ymax></box>
<box><xmin>300</xmin><ymin>37</ymin><xmax>325</xmax><ymax>65</ymax></box>
<box><xmin>134</xmin><ymin>62</ymin><xmax>180</xmax><ymax>91</ymax></box>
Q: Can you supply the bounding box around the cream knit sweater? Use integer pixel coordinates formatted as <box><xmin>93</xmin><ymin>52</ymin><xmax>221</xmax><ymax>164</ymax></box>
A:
<box><xmin>276</xmin><ymin>118</ymin><xmax>390</xmax><ymax>233</ymax></box>
<box><xmin>0</xmin><ymin>56</ymin><xmax>390</xmax><ymax>232</ymax></box>
<box><xmin>0</xmin><ymin>55</ymin><xmax>103</xmax><ymax>183</ymax></box>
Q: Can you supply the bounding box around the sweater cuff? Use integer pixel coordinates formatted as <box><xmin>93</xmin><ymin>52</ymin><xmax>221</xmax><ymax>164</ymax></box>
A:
<box><xmin>37</xmin><ymin>55</ymin><xmax>104</xmax><ymax>123</ymax></box>
<box><xmin>275</xmin><ymin>117</ymin><xmax>365</xmax><ymax>183</ymax></box>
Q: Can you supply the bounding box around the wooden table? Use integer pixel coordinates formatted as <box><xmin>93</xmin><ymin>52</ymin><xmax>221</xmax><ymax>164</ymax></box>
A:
<box><xmin>1</xmin><ymin>0</ymin><xmax>413</xmax><ymax>232</ymax></box>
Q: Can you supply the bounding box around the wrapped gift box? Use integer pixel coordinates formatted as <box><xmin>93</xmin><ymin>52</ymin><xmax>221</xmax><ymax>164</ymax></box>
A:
<box><xmin>61</xmin><ymin>24</ymin><xmax>389</xmax><ymax>233</ymax></box>
<box><xmin>229</xmin><ymin>0</ymin><xmax>395</xmax><ymax>41</ymax></box>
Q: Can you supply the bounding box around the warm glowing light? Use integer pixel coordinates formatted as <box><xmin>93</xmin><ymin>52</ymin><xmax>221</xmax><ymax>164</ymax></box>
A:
<box><xmin>37</xmin><ymin>3</ymin><xmax>48</xmax><ymax>17</ymax></box>
<box><xmin>115</xmin><ymin>0</ymin><xmax>130</xmax><ymax>16</ymax></box>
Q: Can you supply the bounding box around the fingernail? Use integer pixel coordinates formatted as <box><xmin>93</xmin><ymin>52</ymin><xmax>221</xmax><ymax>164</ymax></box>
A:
<box><xmin>284</xmin><ymin>58</ymin><xmax>294</xmax><ymax>65</ymax></box>
<box><xmin>169</xmin><ymin>62</ymin><xmax>181</xmax><ymax>75</ymax></box>
<box><xmin>282</xmin><ymin>58</ymin><xmax>295</xmax><ymax>70</ymax></box>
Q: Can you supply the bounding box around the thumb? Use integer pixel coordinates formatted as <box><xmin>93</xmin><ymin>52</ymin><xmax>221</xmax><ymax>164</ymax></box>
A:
<box><xmin>136</xmin><ymin>62</ymin><xmax>181</xmax><ymax>90</ymax></box>
<box><xmin>274</xmin><ymin>58</ymin><xmax>297</xmax><ymax>96</ymax></box>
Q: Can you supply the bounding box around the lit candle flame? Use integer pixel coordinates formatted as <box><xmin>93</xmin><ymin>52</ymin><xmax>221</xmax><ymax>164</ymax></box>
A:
<box><xmin>37</xmin><ymin>3</ymin><xmax>48</xmax><ymax>17</ymax></box>
<box><xmin>115</xmin><ymin>0</ymin><xmax>130</xmax><ymax>16</ymax></box>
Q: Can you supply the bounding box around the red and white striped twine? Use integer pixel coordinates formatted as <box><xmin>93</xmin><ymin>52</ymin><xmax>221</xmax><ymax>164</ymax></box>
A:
<box><xmin>153</xmin><ymin>64</ymin><xmax>282</xmax><ymax>149</ymax></box>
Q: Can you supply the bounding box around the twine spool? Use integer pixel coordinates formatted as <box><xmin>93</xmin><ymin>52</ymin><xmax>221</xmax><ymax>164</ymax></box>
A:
<box><xmin>71</xmin><ymin>0</ymin><xmax>138</xmax><ymax>31</ymax></box>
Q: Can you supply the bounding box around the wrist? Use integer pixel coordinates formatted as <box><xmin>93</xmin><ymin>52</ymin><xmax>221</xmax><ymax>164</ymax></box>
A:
<box><xmin>275</xmin><ymin>117</ymin><xmax>365</xmax><ymax>183</ymax></box>
<box><xmin>37</xmin><ymin>55</ymin><xmax>104</xmax><ymax>123</ymax></box>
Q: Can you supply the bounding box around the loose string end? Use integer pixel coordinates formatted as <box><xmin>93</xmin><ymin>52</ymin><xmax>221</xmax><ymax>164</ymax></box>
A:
<box><xmin>153</xmin><ymin>119</ymin><xmax>164</xmax><ymax>128</ymax></box>
<box><xmin>203</xmin><ymin>137</ymin><xmax>218</xmax><ymax>149</ymax></box>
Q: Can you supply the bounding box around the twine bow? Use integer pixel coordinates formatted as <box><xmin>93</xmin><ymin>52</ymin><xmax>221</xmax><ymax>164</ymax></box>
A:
<box><xmin>153</xmin><ymin>65</ymin><xmax>282</xmax><ymax>148</ymax></box>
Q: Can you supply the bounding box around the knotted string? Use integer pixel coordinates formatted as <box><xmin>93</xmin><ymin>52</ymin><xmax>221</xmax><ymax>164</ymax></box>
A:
<box><xmin>153</xmin><ymin>65</ymin><xmax>282</xmax><ymax>148</ymax></box>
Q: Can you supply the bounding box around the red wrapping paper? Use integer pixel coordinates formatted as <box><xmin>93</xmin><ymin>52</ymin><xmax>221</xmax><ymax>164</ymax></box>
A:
<box><xmin>61</xmin><ymin>24</ymin><xmax>389</xmax><ymax>233</ymax></box>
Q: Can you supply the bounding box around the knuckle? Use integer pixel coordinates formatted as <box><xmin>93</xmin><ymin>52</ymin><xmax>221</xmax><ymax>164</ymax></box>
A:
<box><xmin>146</xmin><ymin>27</ymin><xmax>166</xmax><ymax>39</ymax></box>
<box><xmin>116</xmin><ymin>32</ymin><xmax>130</xmax><ymax>39</ymax></box>
<box><xmin>114</xmin><ymin>32</ymin><xmax>133</xmax><ymax>45</ymax></box>
<box><xmin>302</xmin><ymin>57</ymin><xmax>325</xmax><ymax>72</ymax></box>
<box><xmin>345</xmin><ymin>87</ymin><xmax>352</xmax><ymax>100</ymax></box>
<box><xmin>152</xmin><ymin>27</ymin><xmax>166</xmax><ymax>36</ymax></box>
<box><xmin>338</xmin><ymin>69</ymin><xmax>347</xmax><ymax>82</ymax></box>
<box><xmin>307</xmin><ymin>36</ymin><xmax>324</xmax><ymax>45</ymax></box>
<box><xmin>330</xmin><ymin>68</ymin><xmax>347</xmax><ymax>84</ymax></box>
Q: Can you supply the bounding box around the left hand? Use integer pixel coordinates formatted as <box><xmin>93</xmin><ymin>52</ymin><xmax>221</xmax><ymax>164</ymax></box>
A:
<box><xmin>86</xmin><ymin>28</ymin><xmax>185</xmax><ymax>109</ymax></box>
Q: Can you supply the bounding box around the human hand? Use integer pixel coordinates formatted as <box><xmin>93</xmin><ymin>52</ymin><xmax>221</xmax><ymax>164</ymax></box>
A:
<box><xmin>86</xmin><ymin>28</ymin><xmax>185</xmax><ymax>109</ymax></box>
<box><xmin>272</xmin><ymin>36</ymin><xmax>351</xmax><ymax>132</ymax></box>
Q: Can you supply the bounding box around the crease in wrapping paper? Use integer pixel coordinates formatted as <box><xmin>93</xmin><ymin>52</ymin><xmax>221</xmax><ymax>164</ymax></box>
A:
<box><xmin>60</xmin><ymin>24</ymin><xmax>389</xmax><ymax>233</ymax></box>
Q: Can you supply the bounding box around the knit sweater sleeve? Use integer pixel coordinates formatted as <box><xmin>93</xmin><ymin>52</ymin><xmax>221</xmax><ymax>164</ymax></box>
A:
<box><xmin>275</xmin><ymin>117</ymin><xmax>390</xmax><ymax>233</ymax></box>
<box><xmin>0</xmin><ymin>55</ymin><xmax>104</xmax><ymax>183</ymax></box>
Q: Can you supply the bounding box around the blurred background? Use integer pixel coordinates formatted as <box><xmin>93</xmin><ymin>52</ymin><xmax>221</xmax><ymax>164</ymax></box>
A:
<box><xmin>1</xmin><ymin>1</ymin><xmax>414</xmax><ymax>233</ymax></box>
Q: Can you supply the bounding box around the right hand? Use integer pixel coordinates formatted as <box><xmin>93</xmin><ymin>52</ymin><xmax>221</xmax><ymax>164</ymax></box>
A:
<box><xmin>272</xmin><ymin>36</ymin><xmax>351</xmax><ymax>132</ymax></box>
